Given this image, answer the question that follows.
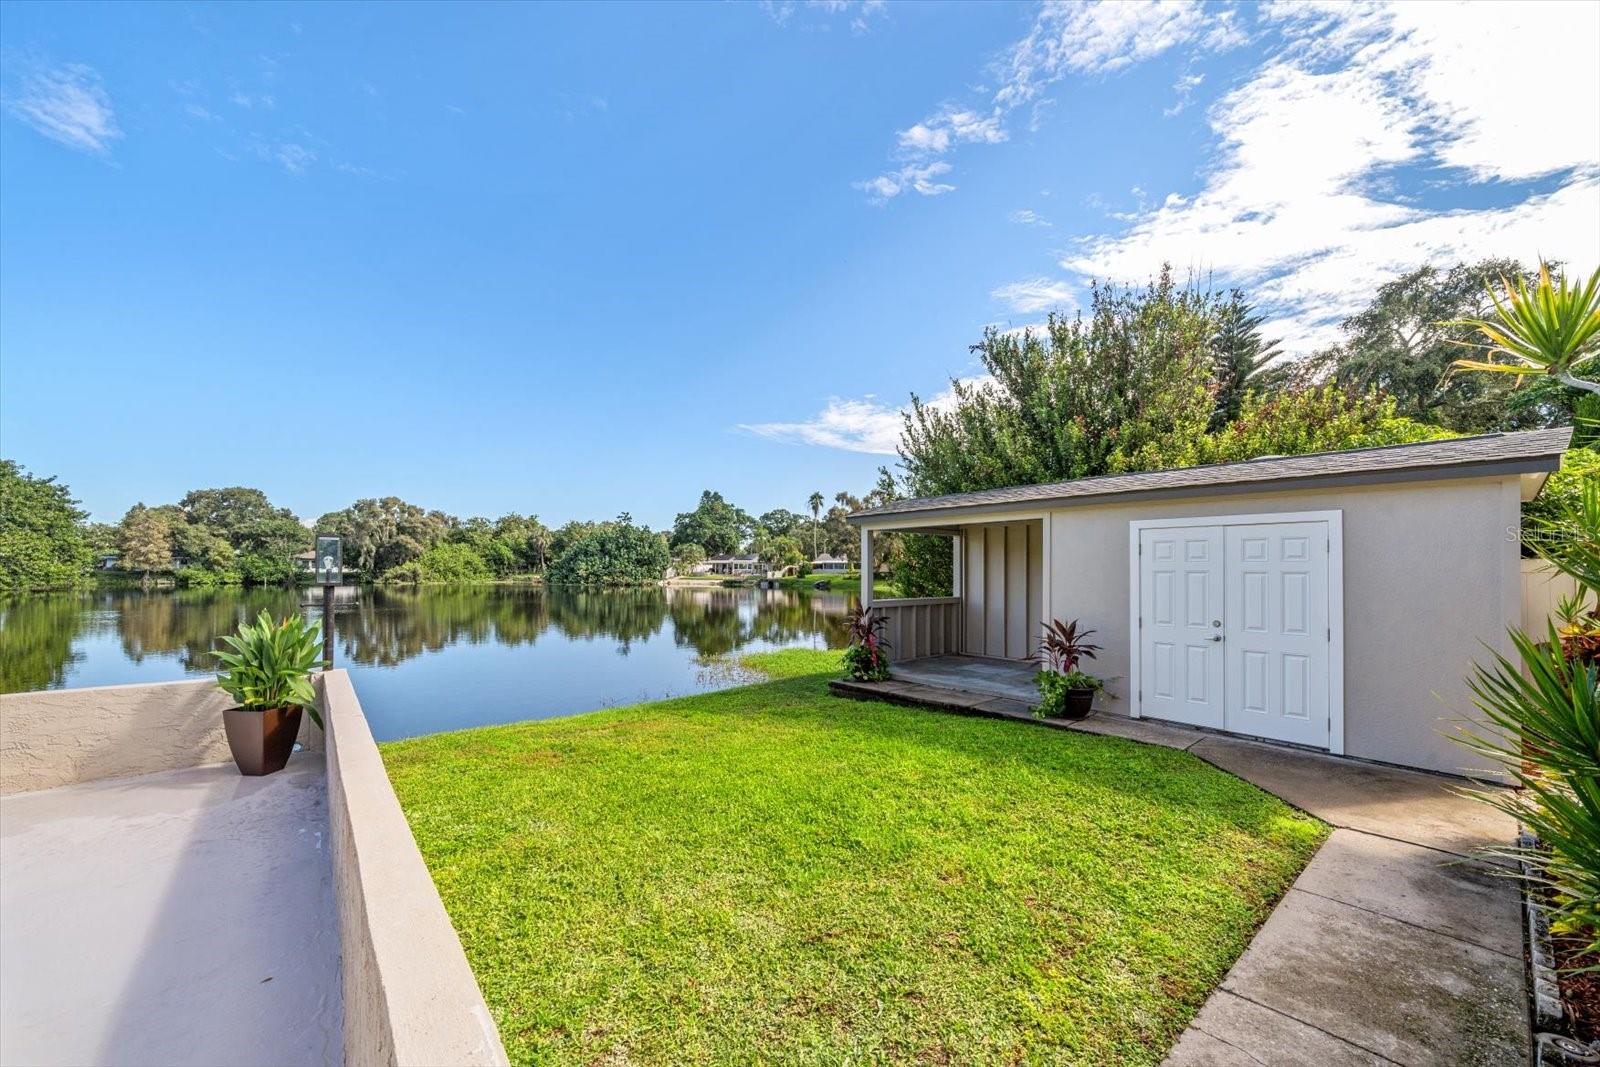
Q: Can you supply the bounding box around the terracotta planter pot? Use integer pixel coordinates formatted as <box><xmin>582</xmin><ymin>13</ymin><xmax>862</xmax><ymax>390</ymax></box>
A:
<box><xmin>1058</xmin><ymin>688</ymin><xmax>1095</xmax><ymax>720</ymax></box>
<box><xmin>223</xmin><ymin>706</ymin><xmax>303</xmax><ymax>776</ymax></box>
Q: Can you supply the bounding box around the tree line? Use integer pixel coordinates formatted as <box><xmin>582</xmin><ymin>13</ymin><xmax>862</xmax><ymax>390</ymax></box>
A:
<box><xmin>0</xmin><ymin>474</ymin><xmax>882</xmax><ymax>593</ymax></box>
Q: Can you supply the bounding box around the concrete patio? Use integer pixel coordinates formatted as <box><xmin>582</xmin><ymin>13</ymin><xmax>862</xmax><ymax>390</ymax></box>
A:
<box><xmin>832</xmin><ymin>669</ymin><xmax>1530</xmax><ymax>1067</ymax></box>
<box><xmin>0</xmin><ymin>754</ymin><xmax>342</xmax><ymax>1067</ymax></box>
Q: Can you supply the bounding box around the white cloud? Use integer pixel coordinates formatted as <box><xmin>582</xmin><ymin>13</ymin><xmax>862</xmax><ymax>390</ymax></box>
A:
<box><xmin>1058</xmin><ymin>1</ymin><xmax>1600</xmax><ymax>351</ymax></box>
<box><xmin>1009</xmin><ymin>209</ymin><xmax>1051</xmax><ymax>227</ymax></box>
<box><xmin>229</xmin><ymin>91</ymin><xmax>275</xmax><ymax>109</ymax></box>
<box><xmin>265</xmin><ymin>142</ymin><xmax>315</xmax><ymax>175</ymax></box>
<box><xmin>894</xmin><ymin>106</ymin><xmax>1007</xmax><ymax>157</ymax></box>
<box><xmin>996</xmin><ymin>0</ymin><xmax>1207</xmax><ymax>108</ymax></box>
<box><xmin>764</xmin><ymin>0</ymin><xmax>887</xmax><ymax>33</ymax></box>
<box><xmin>1164</xmin><ymin>71</ymin><xmax>1205</xmax><ymax>116</ymax></box>
<box><xmin>854</xmin><ymin>161</ymin><xmax>955</xmax><ymax>202</ymax></box>
<box><xmin>859</xmin><ymin>0</ymin><xmax>1237</xmax><ymax>201</ymax></box>
<box><xmin>992</xmin><ymin>277</ymin><xmax>1077</xmax><ymax>313</ymax></box>
<box><xmin>740</xmin><ymin>375</ymin><xmax>993</xmax><ymax>455</ymax></box>
<box><xmin>3</xmin><ymin>62</ymin><xmax>121</xmax><ymax>154</ymax></box>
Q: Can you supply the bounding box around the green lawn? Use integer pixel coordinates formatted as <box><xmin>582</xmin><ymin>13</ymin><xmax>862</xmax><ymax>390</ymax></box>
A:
<box><xmin>383</xmin><ymin>649</ymin><xmax>1326</xmax><ymax>1066</ymax></box>
<box><xmin>770</xmin><ymin>571</ymin><xmax>899</xmax><ymax>596</ymax></box>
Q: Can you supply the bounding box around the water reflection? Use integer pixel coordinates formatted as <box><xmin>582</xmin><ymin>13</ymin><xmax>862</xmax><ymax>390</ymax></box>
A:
<box><xmin>2</xmin><ymin>585</ymin><xmax>851</xmax><ymax>739</ymax></box>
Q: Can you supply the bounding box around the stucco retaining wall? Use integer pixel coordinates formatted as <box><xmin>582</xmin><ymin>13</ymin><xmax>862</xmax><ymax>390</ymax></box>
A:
<box><xmin>320</xmin><ymin>669</ymin><xmax>508</xmax><ymax>1067</ymax></box>
<box><xmin>0</xmin><ymin>677</ymin><xmax>324</xmax><ymax>795</ymax></box>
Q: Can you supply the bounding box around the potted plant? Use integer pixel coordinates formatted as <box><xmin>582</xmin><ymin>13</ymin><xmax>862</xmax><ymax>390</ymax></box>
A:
<box><xmin>1033</xmin><ymin>618</ymin><xmax>1104</xmax><ymax>720</ymax></box>
<box><xmin>842</xmin><ymin>605</ymin><xmax>892</xmax><ymax>681</ymax></box>
<box><xmin>213</xmin><ymin>610</ymin><xmax>323</xmax><ymax>776</ymax></box>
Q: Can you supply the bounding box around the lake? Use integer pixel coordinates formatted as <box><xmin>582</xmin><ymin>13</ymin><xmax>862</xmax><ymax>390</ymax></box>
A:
<box><xmin>1</xmin><ymin>585</ymin><xmax>854</xmax><ymax>741</ymax></box>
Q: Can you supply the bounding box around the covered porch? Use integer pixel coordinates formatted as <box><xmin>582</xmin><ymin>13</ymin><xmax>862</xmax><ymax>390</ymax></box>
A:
<box><xmin>857</xmin><ymin>514</ymin><xmax>1050</xmax><ymax>667</ymax></box>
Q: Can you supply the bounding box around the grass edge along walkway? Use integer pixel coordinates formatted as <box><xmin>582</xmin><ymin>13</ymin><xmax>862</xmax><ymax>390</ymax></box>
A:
<box><xmin>383</xmin><ymin>648</ymin><xmax>1327</xmax><ymax>1066</ymax></box>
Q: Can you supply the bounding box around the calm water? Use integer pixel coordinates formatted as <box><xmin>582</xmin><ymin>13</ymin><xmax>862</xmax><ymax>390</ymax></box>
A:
<box><xmin>1</xmin><ymin>585</ymin><xmax>853</xmax><ymax>741</ymax></box>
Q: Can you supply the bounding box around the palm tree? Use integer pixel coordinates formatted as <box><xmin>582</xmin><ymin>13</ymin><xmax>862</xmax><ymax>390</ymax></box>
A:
<box><xmin>807</xmin><ymin>491</ymin><xmax>824</xmax><ymax>560</ymax></box>
<box><xmin>1450</xmin><ymin>263</ymin><xmax>1600</xmax><ymax>397</ymax></box>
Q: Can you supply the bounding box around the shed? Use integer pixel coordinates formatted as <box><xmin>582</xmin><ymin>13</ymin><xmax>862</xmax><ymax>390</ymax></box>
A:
<box><xmin>847</xmin><ymin>427</ymin><xmax>1572</xmax><ymax>775</ymax></box>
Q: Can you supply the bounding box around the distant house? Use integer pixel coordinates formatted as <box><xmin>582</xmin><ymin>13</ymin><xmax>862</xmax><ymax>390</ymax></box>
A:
<box><xmin>294</xmin><ymin>549</ymin><xmax>318</xmax><ymax>573</ymax></box>
<box><xmin>705</xmin><ymin>555</ymin><xmax>764</xmax><ymax>576</ymax></box>
<box><xmin>94</xmin><ymin>554</ymin><xmax>119</xmax><ymax>571</ymax></box>
<box><xmin>810</xmin><ymin>554</ymin><xmax>849</xmax><ymax>573</ymax></box>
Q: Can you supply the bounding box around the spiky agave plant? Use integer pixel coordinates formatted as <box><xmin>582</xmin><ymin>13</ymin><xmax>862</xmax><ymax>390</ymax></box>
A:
<box><xmin>1448</xmin><ymin>263</ymin><xmax>1600</xmax><ymax>397</ymax></box>
<box><xmin>1458</xmin><ymin>624</ymin><xmax>1600</xmax><ymax>959</ymax></box>
<box><xmin>842</xmin><ymin>605</ymin><xmax>891</xmax><ymax>681</ymax></box>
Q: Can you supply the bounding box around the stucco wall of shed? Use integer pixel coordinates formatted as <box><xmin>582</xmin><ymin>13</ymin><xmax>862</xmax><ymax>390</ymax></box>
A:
<box><xmin>1045</xmin><ymin>475</ymin><xmax>1522</xmax><ymax>776</ymax></box>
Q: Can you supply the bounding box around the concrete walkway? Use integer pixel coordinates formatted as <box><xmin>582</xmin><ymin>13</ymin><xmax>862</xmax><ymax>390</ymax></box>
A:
<box><xmin>0</xmin><ymin>755</ymin><xmax>342</xmax><ymax>1067</ymax></box>
<box><xmin>830</xmin><ymin>679</ymin><xmax>1530</xmax><ymax>1066</ymax></box>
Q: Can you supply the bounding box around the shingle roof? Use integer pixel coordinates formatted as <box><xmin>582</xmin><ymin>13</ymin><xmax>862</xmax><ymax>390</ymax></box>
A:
<box><xmin>850</xmin><ymin>426</ymin><xmax>1573</xmax><ymax>524</ymax></box>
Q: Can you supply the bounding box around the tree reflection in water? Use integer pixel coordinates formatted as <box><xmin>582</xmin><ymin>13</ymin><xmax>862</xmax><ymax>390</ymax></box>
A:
<box><xmin>3</xmin><ymin>585</ymin><xmax>852</xmax><ymax>695</ymax></box>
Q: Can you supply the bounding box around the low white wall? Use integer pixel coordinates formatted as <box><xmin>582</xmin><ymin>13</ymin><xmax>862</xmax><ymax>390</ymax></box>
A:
<box><xmin>1521</xmin><ymin>558</ymin><xmax>1581</xmax><ymax>633</ymax></box>
<box><xmin>0</xmin><ymin>677</ymin><xmax>324</xmax><ymax>795</ymax></box>
<box><xmin>320</xmin><ymin>670</ymin><xmax>508</xmax><ymax>1067</ymax></box>
<box><xmin>874</xmin><ymin>598</ymin><xmax>964</xmax><ymax>661</ymax></box>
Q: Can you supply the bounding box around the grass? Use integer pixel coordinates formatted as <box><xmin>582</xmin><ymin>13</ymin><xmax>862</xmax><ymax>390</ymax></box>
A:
<box><xmin>382</xmin><ymin>648</ymin><xmax>1326</xmax><ymax>1066</ymax></box>
<box><xmin>770</xmin><ymin>571</ymin><xmax>899</xmax><ymax>596</ymax></box>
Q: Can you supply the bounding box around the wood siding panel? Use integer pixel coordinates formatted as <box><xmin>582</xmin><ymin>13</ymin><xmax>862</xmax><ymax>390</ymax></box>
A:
<box><xmin>1005</xmin><ymin>523</ymin><xmax>1028</xmax><ymax>658</ymax></box>
<box><xmin>956</xmin><ymin>519</ymin><xmax>1043</xmax><ymax>661</ymax></box>
<box><xmin>965</xmin><ymin>534</ymin><xmax>986</xmax><ymax>656</ymax></box>
<box><xmin>985</xmin><ymin>526</ymin><xmax>1006</xmax><ymax>655</ymax></box>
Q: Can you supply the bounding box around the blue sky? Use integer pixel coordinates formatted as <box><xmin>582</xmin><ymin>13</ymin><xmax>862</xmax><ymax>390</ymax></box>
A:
<box><xmin>2</xmin><ymin>1</ymin><xmax>1596</xmax><ymax>529</ymax></box>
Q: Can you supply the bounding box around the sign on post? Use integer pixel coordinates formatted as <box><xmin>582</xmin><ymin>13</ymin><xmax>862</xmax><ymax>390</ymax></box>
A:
<box><xmin>314</xmin><ymin>535</ymin><xmax>343</xmax><ymax>585</ymax></box>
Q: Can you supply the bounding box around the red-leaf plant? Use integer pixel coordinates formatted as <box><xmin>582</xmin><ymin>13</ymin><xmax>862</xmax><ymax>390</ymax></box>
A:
<box><xmin>1033</xmin><ymin>618</ymin><xmax>1102</xmax><ymax>675</ymax></box>
<box><xmin>844</xmin><ymin>605</ymin><xmax>892</xmax><ymax>680</ymax></box>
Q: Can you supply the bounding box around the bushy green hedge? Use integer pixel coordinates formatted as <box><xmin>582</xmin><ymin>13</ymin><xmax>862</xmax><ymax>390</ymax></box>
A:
<box><xmin>383</xmin><ymin>541</ymin><xmax>493</xmax><ymax>584</ymax></box>
<box><xmin>547</xmin><ymin>518</ymin><xmax>669</xmax><ymax>586</ymax></box>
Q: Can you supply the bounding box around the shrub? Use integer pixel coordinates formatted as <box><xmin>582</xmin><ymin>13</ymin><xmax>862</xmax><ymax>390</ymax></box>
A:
<box><xmin>237</xmin><ymin>552</ymin><xmax>294</xmax><ymax>586</ymax></box>
<box><xmin>842</xmin><ymin>606</ymin><xmax>890</xmax><ymax>681</ymax></box>
<box><xmin>547</xmin><ymin>516</ymin><xmax>670</xmax><ymax>586</ymax></box>
<box><xmin>1036</xmin><ymin>669</ymin><xmax>1105</xmax><ymax>717</ymax></box>
<box><xmin>383</xmin><ymin>541</ymin><xmax>493</xmax><ymax>584</ymax></box>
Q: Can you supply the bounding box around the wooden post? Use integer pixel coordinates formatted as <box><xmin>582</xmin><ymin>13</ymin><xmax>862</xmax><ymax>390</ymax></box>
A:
<box><xmin>859</xmin><ymin>527</ymin><xmax>873</xmax><ymax>608</ymax></box>
<box><xmin>951</xmin><ymin>533</ymin><xmax>963</xmax><ymax>599</ymax></box>
<box><xmin>322</xmin><ymin>583</ymin><xmax>335</xmax><ymax>668</ymax></box>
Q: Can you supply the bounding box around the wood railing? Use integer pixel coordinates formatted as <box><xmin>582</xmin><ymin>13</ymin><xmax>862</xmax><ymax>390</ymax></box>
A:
<box><xmin>872</xmin><ymin>597</ymin><xmax>964</xmax><ymax>663</ymax></box>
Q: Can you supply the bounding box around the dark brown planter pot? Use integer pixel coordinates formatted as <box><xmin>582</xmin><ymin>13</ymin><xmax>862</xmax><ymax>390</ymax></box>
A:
<box><xmin>223</xmin><ymin>706</ymin><xmax>303</xmax><ymax>776</ymax></box>
<box><xmin>1058</xmin><ymin>688</ymin><xmax>1095</xmax><ymax>720</ymax></box>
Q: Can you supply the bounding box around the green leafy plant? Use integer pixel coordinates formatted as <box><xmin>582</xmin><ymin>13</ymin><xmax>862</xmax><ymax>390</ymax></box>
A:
<box><xmin>1448</xmin><ymin>263</ymin><xmax>1600</xmax><ymax>397</ymax></box>
<box><xmin>213</xmin><ymin>610</ymin><xmax>323</xmax><ymax>727</ymax></box>
<box><xmin>1035</xmin><ymin>669</ymin><xmax>1106</xmax><ymax>719</ymax></box>
<box><xmin>842</xmin><ymin>605</ymin><xmax>890</xmax><ymax>682</ymax></box>
<box><xmin>1459</xmin><ymin>624</ymin><xmax>1600</xmax><ymax>957</ymax></box>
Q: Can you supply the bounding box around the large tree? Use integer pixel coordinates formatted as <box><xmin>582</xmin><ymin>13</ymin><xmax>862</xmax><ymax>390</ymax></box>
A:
<box><xmin>548</xmin><ymin>514</ymin><xmax>670</xmax><ymax>586</ymax></box>
<box><xmin>0</xmin><ymin>460</ymin><xmax>93</xmax><ymax>592</ymax></box>
<box><xmin>901</xmin><ymin>266</ymin><xmax>1216</xmax><ymax>496</ymax></box>
<box><xmin>315</xmin><ymin>497</ymin><xmax>454</xmax><ymax>575</ymax></box>
<box><xmin>118</xmin><ymin>505</ymin><xmax>174</xmax><ymax>590</ymax></box>
<box><xmin>1209</xmin><ymin>289</ymin><xmax>1282</xmax><ymax>431</ymax></box>
<box><xmin>670</xmin><ymin>491</ymin><xmax>753</xmax><ymax>557</ymax></box>
<box><xmin>1315</xmin><ymin>258</ymin><xmax>1550</xmax><ymax>432</ymax></box>
<box><xmin>178</xmin><ymin>487</ymin><xmax>309</xmax><ymax>558</ymax></box>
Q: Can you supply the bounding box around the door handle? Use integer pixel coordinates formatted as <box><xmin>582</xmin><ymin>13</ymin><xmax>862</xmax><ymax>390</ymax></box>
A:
<box><xmin>1208</xmin><ymin>635</ymin><xmax>1223</xmax><ymax>642</ymax></box>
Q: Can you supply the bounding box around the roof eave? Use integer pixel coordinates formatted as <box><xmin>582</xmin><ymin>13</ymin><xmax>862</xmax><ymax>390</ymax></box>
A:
<box><xmin>849</xmin><ymin>454</ymin><xmax>1563</xmax><ymax>527</ymax></box>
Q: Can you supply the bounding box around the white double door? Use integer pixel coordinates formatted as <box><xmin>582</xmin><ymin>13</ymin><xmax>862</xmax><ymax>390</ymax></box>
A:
<box><xmin>1138</xmin><ymin>519</ymin><xmax>1333</xmax><ymax>748</ymax></box>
